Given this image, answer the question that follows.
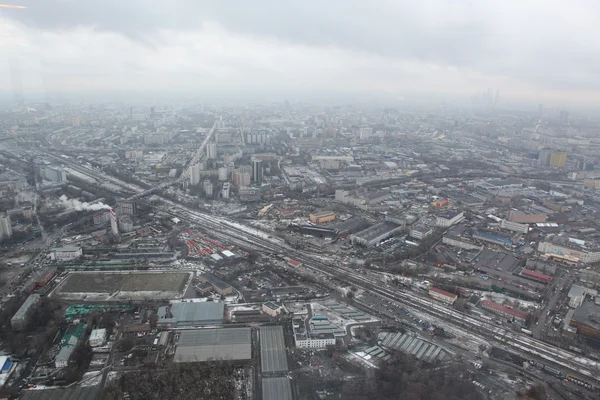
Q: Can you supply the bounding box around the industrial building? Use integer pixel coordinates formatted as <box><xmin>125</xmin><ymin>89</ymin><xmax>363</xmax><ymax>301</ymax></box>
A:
<box><xmin>50</xmin><ymin>246</ymin><xmax>82</xmax><ymax>262</ymax></box>
<box><xmin>569</xmin><ymin>302</ymin><xmax>600</xmax><ymax>339</ymax></box>
<box><xmin>262</xmin><ymin>302</ymin><xmax>284</xmax><ymax>317</ymax></box>
<box><xmin>435</xmin><ymin>210</ymin><xmax>464</xmax><ymax>227</ymax></box>
<box><xmin>473</xmin><ymin>231</ymin><xmax>515</xmax><ymax>247</ymax></box>
<box><xmin>500</xmin><ymin>219</ymin><xmax>529</xmax><ymax>234</ymax></box>
<box><xmin>262</xmin><ymin>377</ymin><xmax>293</xmax><ymax>400</ymax></box>
<box><xmin>197</xmin><ymin>274</ymin><xmax>233</xmax><ymax>295</ymax></box>
<box><xmin>238</xmin><ymin>186</ymin><xmax>261</xmax><ymax>202</ymax></box>
<box><xmin>442</xmin><ymin>235</ymin><xmax>483</xmax><ymax>251</ymax></box>
<box><xmin>260</xmin><ymin>326</ymin><xmax>289</xmax><ymax>373</ymax></box>
<box><xmin>409</xmin><ymin>226</ymin><xmax>433</xmax><ymax>240</ymax></box>
<box><xmin>309</xmin><ymin>211</ymin><xmax>336</xmax><ymax>224</ymax></box>
<box><xmin>428</xmin><ymin>287</ymin><xmax>457</xmax><ymax>304</ymax></box>
<box><xmin>11</xmin><ymin>294</ymin><xmax>41</xmax><ymax>331</ymax></box>
<box><xmin>567</xmin><ymin>285</ymin><xmax>597</xmax><ymax>308</ymax></box>
<box><xmin>521</xmin><ymin>269</ymin><xmax>553</xmax><ymax>284</ymax></box>
<box><xmin>89</xmin><ymin>328</ymin><xmax>107</xmax><ymax>347</ymax></box>
<box><xmin>351</xmin><ymin>221</ymin><xmax>403</xmax><ymax>246</ymax></box>
<box><xmin>174</xmin><ymin>328</ymin><xmax>251</xmax><ymax>362</ymax></box>
<box><xmin>506</xmin><ymin>210</ymin><xmax>547</xmax><ymax>223</ymax></box>
<box><xmin>118</xmin><ymin>199</ymin><xmax>137</xmax><ymax>216</ymax></box>
<box><xmin>538</xmin><ymin>236</ymin><xmax>600</xmax><ymax>264</ymax></box>
<box><xmin>379</xmin><ymin>332</ymin><xmax>448</xmax><ymax>363</ymax></box>
<box><xmin>481</xmin><ymin>300</ymin><xmax>529</xmax><ymax>324</ymax></box>
<box><xmin>157</xmin><ymin>302</ymin><xmax>224</xmax><ymax>328</ymax></box>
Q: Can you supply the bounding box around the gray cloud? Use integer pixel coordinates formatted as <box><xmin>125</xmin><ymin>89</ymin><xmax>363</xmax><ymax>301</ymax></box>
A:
<box><xmin>4</xmin><ymin>0</ymin><xmax>600</xmax><ymax>100</ymax></box>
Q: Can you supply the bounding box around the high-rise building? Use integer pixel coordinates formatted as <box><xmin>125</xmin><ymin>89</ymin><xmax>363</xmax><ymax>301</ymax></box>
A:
<box><xmin>190</xmin><ymin>164</ymin><xmax>200</xmax><ymax>186</ymax></box>
<box><xmin>221</xmin><ymin>182</ymin><xmax>231</xmax><ymax>199</ymax></box>
<box><xmin>218</xmin><ymin>167</ymin><xmax>229</xmax><ymax>181</ymax></box>
<box><xmin>110</xmin><ymin>209</ymin><xmax>119</xmax><ymax>236</ymax></box>
<box><xmin>359</xmin><ymin>127</ymin><xmax>373</xmax><ymax>140</ymax></box>
<box><xmin>538</xmin><ymin>148</ymin><xmax>553</xmax><ymax>166</ymax></box>
<box><xmin>252</xmin><ymin>160</ymin><xmax>263</xmax><ymax>184</ymax></box>
<box><xmin>203</xmin><ymin>180</ymin><xmax>213</xmax><ymax>197</ymax></box>
<box><xmin>538</xmin><ymin>104</ymin><xmax>544</xmax><ymax>118</ymax></box>
<box><xmin>0</xmin><ymin>214</ymin><xmax>12</xmax><ymax>240</ymax></box>
<box><xmin>494</xmin><ymin>90</ymin><xmax>500</xmax><ymax>105</ymax></box>
<box><xmin>207</xmin><ymin>143</ymin><xmax>217</xmax><ymax>160</ymax></box>
<box><xmin>559</xmin><ymin>110</ymin><xmax>570</xmax><ymax>126</ymax></box>
<box><xmin>550</xmin><ymin>150</ymin><xmax>567</xmax><ymax>168</ymax></box>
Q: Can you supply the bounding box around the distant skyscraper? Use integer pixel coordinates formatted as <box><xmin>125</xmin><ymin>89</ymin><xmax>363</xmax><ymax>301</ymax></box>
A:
<box><xmin>559</xmin><ymin>110</ymin><xmax>569</xmax><ymax>126</ymax></box>
<box><xmin>190</xmin><ymin>164</ymin><xmax>200</xmax><ymax>186</ymax></box>
<box><xmin>110</xmin><ymin>209</ymin><xmax>119</xmax><ymax>236</ymax></box>
<box><xmin>252</xmin><ymin>160</ymin><xmax>263</xmax><ymax>184</ymax></box>
<box><xmin>550</xmin><ymin>150</ymin><xmax>567</xmax><ymax>168</ymax></box>
<box><xmin>0</xmin><ymin>214</ymin><xmax>12</xmax><ymax>241</ymax></box>
<box><xmin>538</xmin><ymin>104</ymin><xmax>544</xmax><ymax>118</ymax></box>
<box><xmin>538</xmin><ymin>148</ymin><xmax>552</xmax><ymax>166</ymax></box>
<box><xmin>494</xmin><ymin>90</ymin><xmax>499</xmax><ymax>106</ymax></box>
<box><xmin>207</xmin><ymin>143</ymin><xmax>217</xmax><ymax>160</ymax></box>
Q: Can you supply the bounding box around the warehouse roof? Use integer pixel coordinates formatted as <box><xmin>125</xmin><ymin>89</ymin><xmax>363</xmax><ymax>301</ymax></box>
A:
<box><xmin>174</xmin><ymin>328</ymin><xmax>251</xmax><ymax>362</ymax></box>
<box><xmin>158</xmin><ymin>302</ymin><xmax>224</xmax><ymax>326</ymax></box>
<box><xmin>262</xmin><ymin>377</ymin><xmax>293</xmax><ymax>400</ymax></box>
<box><xmin>260</xmin><ymin>325</ymin><xmax>288</xmax><ymax>373</ymax></box>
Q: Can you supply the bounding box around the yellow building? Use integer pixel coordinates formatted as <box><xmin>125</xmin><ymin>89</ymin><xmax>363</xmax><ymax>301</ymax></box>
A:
<box><xmin>550</xmin><ymin>150</ymin><xmax>567</xmax><ymax>168</ymax></box>
<box><xmin>309</xmin><ymin>211</ymin><xmax>336</xmax><ymax>224</ymax></box>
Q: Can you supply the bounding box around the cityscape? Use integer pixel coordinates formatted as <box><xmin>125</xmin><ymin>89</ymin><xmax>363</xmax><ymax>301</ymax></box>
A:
<box><xmin>0</xmin><ymin>99</ymin><xmax>599</xmax><ymax>400</ymax></box>
<box><xmin>4</xmin><ymin>1</ymin><xmax>600</xmax><ymax>400</ymax></box>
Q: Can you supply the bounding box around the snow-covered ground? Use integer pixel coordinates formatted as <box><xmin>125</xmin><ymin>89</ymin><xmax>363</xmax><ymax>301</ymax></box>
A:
<box><xmin>479</xmin><ymin>292</ymin><xmax>540</xmax><ymax>310</ymax></box>
<box><xmin>80</xmin><ymin>371</ymin><xmax>103</xmax><ymax>387</ymax></box>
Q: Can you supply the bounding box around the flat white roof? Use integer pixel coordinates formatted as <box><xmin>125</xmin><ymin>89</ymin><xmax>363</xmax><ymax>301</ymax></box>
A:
<box><xmin>210</xmin><ymin>253</ymin><xmax>223</xmax><ymax>261</ymax></box>
<box><xmin>222</xmin><ymin>250</ymin><xmax>235</xmax><ymax>257</ymax></box>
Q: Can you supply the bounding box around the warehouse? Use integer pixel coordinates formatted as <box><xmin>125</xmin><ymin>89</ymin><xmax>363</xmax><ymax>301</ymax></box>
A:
<box><xmin>260</xmin><ymin>326</ymin><xmax>288</xmax><ymax>373</ymax></box>
<box><xmin>174</xmin><ymin>328</ymin><xmax>251</xmax><ymax>363</ymax></box>
<box><xmin>262</xmin><ymin>377</ymin><xmax>293</xmax><ymax>400</ymax></box>
<box><xmin>521</xmin><ymin>269</ymin><xmax>554</xmax><ymax>284</ymax></box>
<box><xmin>157</xmin><ymin>302</ymin><xmax>224</xmax><ymax>328</ymax></box>
<box><xmin>351</xmin><ymin>221</ymin><xmax>403</xmax><ymax>247</ymax></box>
<box><xmin>89</xmin><ymin>328</ymin><xmax>107</xmax><ymax>347</ymax></box>
<box><xmin>11</xmin><ymin>294</ymin><xmax>41</xmax><ymax>331</ymax></box>
<box><xmin>309</xmin><ymin>211</ymin><xmax>336</xmax><ymax>224</ymax></box>
<box><xmin>197</xmin><ymin>274</ymin><xmax>233</xmax><ymax>296</ymax></box>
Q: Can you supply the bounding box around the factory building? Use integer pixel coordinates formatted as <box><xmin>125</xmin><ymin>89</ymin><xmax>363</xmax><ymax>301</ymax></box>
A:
<box><xmin>442</xmin><ymin>235</ymin><xmax>483</xmax><ymax>251</ymax></box>
<box><xmin>11</xmin><ymin>294</ymin><xmax>41</xmax><ymax>331</ymax></box>
<box><xmin>157</xmin><ymin>302</ymin><xmax>225</xmax><ymax>328</ymax></box>
<box><xmin>118</xmin><ymin>216</ymin><xmax>134</xmax><ymax>233</ymax></box>
<box><xmin>538</xmin><ymin>238</ymin><xmax>600</xmax><ymax>264</ymax></box>
<box><xmin>89</xmin><ymin>328</ymin><xmax>107</xmax><ymax>347</ymax></box>
<box><xmin>197</xmin><ymin>274</ymin><xmax>233</xmax><ymax>296</ymax></box>
<box><xmin>506</xmin><ymin>210</ymin><xmax>547</xmax><ymax>224</ymax></box>
<box><xmin>351</xmin><ymin>221</ymin><xmax>404</xmax><ymax>247</ymax></box>
<box><xmin>50</xmin><ymin>246</ymin><xmax>82</xmax><ymax>262</ymax></box>
<box><xmin>569</xmin><ymin>302</ymin><xmax>600</xmax><ymax>339</ymax></box>
<box><xmin>500</xmin><ymin>219</ymin><xmax>529</xmax><ymax>234</ymax></box>
<box><xmin>481</xmin><ymin>300</ymin><xmax>529</xmax><ymax>324</ymax></box>
<box><xmin>238</xmin><ymin>186</ymin><xmax>261</xmax><ymax>202</ymax></box>
<box><xmin>118</xmin><ymin>199</ymin><xmax>137</xmax><ymax>216</ymax></box>
<box><xmin>174</xmin><ymin>328</ymin><xmax>251</xmax><ymax>363</ymax></box>
<box><xmin>410</xmin><ymin>226</ymin><xmax>433</xmax><ymax>240</ymax></box>
<box><xmin>309</xmin><ymin>211</ymin><xmax>336</xmax><ymax>224</ymax></box>
<box><xmin>435</xmin><ymin>211</ymin><xmax>464</xmax><ymax>227</ymax></box>
<box><xmin>428</xmin><ymin>287</ymin><xmax>457</xmax><ymax>304</ymax></box>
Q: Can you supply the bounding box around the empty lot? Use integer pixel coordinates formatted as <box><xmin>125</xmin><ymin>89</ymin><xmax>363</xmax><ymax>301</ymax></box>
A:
<box><xmin>52</xmin><ymin>271</ymin><xmax>192</xmax><ymax>301</ymax></box>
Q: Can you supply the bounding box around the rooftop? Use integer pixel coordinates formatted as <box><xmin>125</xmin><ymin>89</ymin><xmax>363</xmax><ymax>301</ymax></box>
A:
<box><xmin>174</xmin><ymin>327</ymin><xmax>251</xmax><ymax>362</ymax></box>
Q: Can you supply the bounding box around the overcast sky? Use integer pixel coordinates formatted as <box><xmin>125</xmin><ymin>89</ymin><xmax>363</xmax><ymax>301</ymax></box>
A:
<box><xmin>1</xmin><ymin>0</ymin><xmax>600</xmax><ymax>106</ymax></box>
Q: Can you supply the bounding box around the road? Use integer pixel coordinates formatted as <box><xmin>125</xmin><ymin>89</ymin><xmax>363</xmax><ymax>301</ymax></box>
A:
<box><xmin>533</xmin><ymin>271</ymin><xmax>574</xmax><ymax>339</ymax></box>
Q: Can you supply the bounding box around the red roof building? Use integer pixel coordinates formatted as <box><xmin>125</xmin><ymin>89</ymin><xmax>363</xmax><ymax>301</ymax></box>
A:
<box><xmin>287</xmin><ymin>259</ymin><xmax>302</xmax><ymax>267</ymax></box>
<box><xmin>521</xmin><ymin>269</ymin><xmax>554</xmax><ymax>283</ymax></box>
<box><xmin>481</xmin><ymin>300</ymin><xmax>529</xmax><ymax>323</ymax></box>
<box><xmin>428</xmin><ymin>287</ymin><xmax>458</xmax><ymax>304</ymax></box>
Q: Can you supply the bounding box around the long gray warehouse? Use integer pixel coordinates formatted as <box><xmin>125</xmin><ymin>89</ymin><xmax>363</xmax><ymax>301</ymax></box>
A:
<box><xmin>262</xmin><ymin>377</ymin><xmax>293</xmax><ymax>400</ymax></box>
<box><xmin>260</xmin><ymin>326</ymin><xmax>288</xmax><ymax>373</ymax></box>
<box><xmin>174</xmin><ymin>328</ymin><xmax>251</xmax><ymax>363</ymax></box>
<box><xmin>157</xmin><ymin>301</ymin><xmax>224</xmax><ymax>327</ymax></box>
<box><xmin>350</xmin><ymin>221</ymin><xmax>403</xmax><ymax>247</ymax></box>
